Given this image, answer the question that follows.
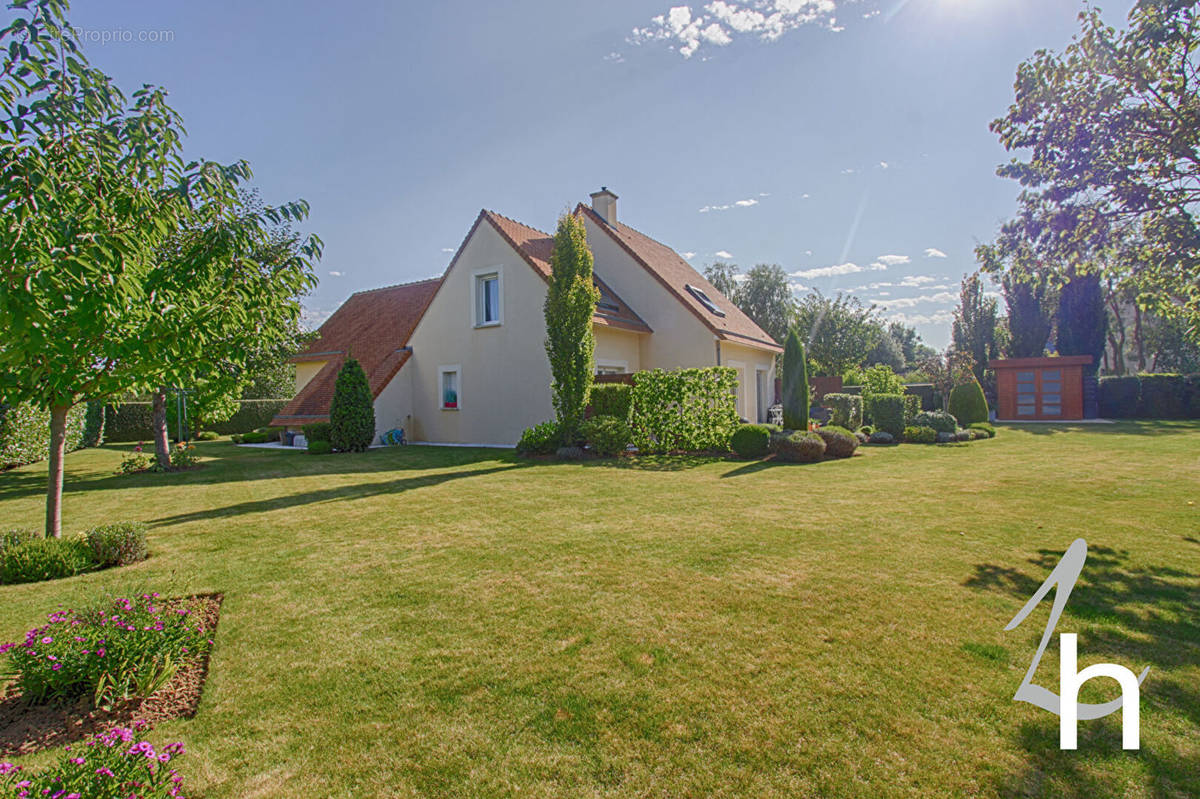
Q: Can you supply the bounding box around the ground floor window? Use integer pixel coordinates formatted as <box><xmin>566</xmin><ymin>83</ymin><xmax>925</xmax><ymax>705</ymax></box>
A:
<box><xmin>439</xmin><ymin>366</ymin><xmax>460</xmax><ymax>410</ymax></box>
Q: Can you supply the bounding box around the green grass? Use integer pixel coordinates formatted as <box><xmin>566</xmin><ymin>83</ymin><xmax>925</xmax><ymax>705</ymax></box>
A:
<box><xmin>1</xmin><ymin>422</ymin><xmax>1198</xmax><ymax>798</ymax></box>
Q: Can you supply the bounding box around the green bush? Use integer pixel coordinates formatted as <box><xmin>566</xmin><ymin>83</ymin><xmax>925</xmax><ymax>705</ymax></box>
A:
<box><xmin>209</xmin><ymin>399</ymin><xmax>290</xmax><ymax>435</ymax></box>
<box><xmin>0</xmin><ymin>401</ymin><xmax>86</xmax><ymax>468</ymax></box>
<box><xmin>308</xmin><ymin>439</ymin><xmax>333</xmax><ymax>455</ymax></box>
<box><xmin>824</xmin><ymin>393</ymin><xmax>862</xmax><ymax>429</ymax></box>
<box><xmin>1098</xmin><ymin>376</ymin><xmax>1139</xmax><ymax>417</ymax></box>
<box><xmin>1138</xmin><ymin>374</ymin><xmax>1188</xmax><ymax>418</ymax></box>
<box><xmin>730</xmin><ymin>424</ymin><xmax>771</xmax><ymax>458</ymax></box>
<box><xmin>868</xmin><ymin>431</ymin><xmax>895</xmax><ymax>445</ymax></box>
<box><xmin>85</xmin><ymin>522</ymin><xmax>149</xmax><ymax>567</ymax></box>
<box><xmin>1188</xmin><ymin>375</ymin><xmax>1200</xmax><ymax>418</ymax></box>
<box><xmin>329</xmin><ymin>358</ymin><xmax>375</xmax><ymax>453</ymax></box>
<box><xmin>948</xmin><ymin>381</ymin><xmax>989</xmax><ymax>426</ymax></box>
<box><xmin>816</xmin><ymin>425</ymin><xmax>858</xmax><ymax>458</ymax></box>
<box><xmin>629</xmin><ymin>367</ymin><xmax>739</xmax><ymax>454</ymax></box>
<box><xmin>771</xmin><ymin>430</ymin><xmax>826</xmax><ymax>463</ymax></box>
<box><xmin>589</xmin><ymin>384</ymin><xmax>633</xmax><ymax>420</ymax></box>
<box><xmin>902</xmin><ymin>393</ymin><xmax>921</xmax><ymax>421</ymax></box>
<box><xmin>581</xmin><ymin>416</ymin><xmax>632</xmax><ymax>457</ymax></box>
<box><xmin>303</xmin><ymin>421</ymin><xmax>333</xmax><ymax>443</ymax></box>
<box><xmin>861</xmin><ymin>364</ymin><xmax>906</xmax><ymax>398</ymax></box>
<box><xmin>781</xmin><ymin>331</ymin><xmax>811</xmax><ymax>430</ymax></box>
<box><xmin>903</xmin><ymin>425</ymin><xmax>938</xmax><ymax>444</ymax></box>
<box><xmin>0</xmin><ymin>528</ymin><xmax>38</xmax><ymax>556</ymax></box>
<box><xmin>864</xmin><ymin>393</ymin><xmax>906</xmax><ymax>437</ymax></box>
<box><xmin>858</xmin><ymin>424</ymin><xmax>873</xmax><ymax>435</ymax></box>
<box><xmin>0</xmin><ymin>535</ymin><xmax>94</xmax><ymax>585</ymax></box>
<box><xmin>82</xmin><ymin>400</ymin><xmax>106</xmax><ymax>447</ymax></box>
<box><xmin>103</xmin><ymin>401</ymin><xmax>156</xmax><ymax>442</ymax></box>
<box><xmin>1097</xmin><ymin>374</ymin><xmax>1198</xmax><ymax>418</ymax></box>
<box><xmin>194</xmin><ymin>430</ymin><xmax>220</xmax><ymax>441</ymax></box>
<box><xmin>969</xmin><ymin>422</ymin><xmax>996</xmax><ymax>438</ymax></box>
<box><xmin>517</xmin><ymin>421</ymin><xmax>561</xmax><ymax>456</ymax></box>
<box><xmin>239</xmin><ymin>431</ymin><xmax>271</xmax><ymax>444</ymax></box>
<box><xmin>909</xmin><ymin>410</ymin><xmax>957</xmax><ymax>434</ymax></box>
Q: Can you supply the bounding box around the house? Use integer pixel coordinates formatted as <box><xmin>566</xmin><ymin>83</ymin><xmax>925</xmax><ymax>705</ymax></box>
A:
<box><xmin>273</xmin><ymin>189</ymin><xmax>782</xmax><ymax>446</ymax></box>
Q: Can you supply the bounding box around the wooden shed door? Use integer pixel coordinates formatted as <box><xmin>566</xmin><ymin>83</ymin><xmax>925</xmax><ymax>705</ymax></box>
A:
<box><xmin>1015</xmin><ymin>367</ymin><xmax>1063</xmax><ymax>420</ymax></box>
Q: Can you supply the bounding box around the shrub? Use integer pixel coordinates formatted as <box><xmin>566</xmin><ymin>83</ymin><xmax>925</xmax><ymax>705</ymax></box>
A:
<box><xmin>239</xmin><ymin>431</ymin><xmax>271</xmax><ymax>444</ymax></box>
<box><xmin>948</xmin><ymin>381</ymin><xmax>989</xmax><ymax>426</ymax></box>
<box><xmin>969</xmin><ymin>422</ymin><xmax>996</xmax><ymax>438</ymax></box>
<box><xmin>0</xmin><ymin>726</ymin><xmax>190</xmax><ymax>799</ymax></box>
<box><xmin>858</xmin><ymin>424</ymin><xmax>873</xmax><ymax>435</ymax></box>
<box><xmin>1138</xmin><ymin>374</ymin><xmax>1188</xmax><ymax>418</ymax></box>
<box><xmin>903</xmin><ymin>393</ymin><xmax>921</xmax><ymax>421</ymax></box>
<box><xmin>517</xmin><ymin>421</ymin><xmax>561</xmax><ymax>456</ymax></box>
<box><xmin>1188</xmin><ymin>374</ymin><xmax>1200</xmax><ymax>418</ymax></box>
<box><xmin>816</xmin><ymin>425</ymin><xmax>858</xmax><ymax>458</ymax></box>
<box><xmin>581</xmin><ymin>416</ymin><xmax>632</xmax><ymax>457</ymax></box>
<box><xmin>909</xmin><ymin>410</ymin><xmax>957</xmax><ymax>434</ymax></box>
<box><xmin>84</xmin><ymin>522</ymin><xmax>149</xmax><ymax>568</ymax></box>
<box><xmin>855</xmin><ymin>431</ymin><xmax>869</xmax><ymax>444</ymax></box>
<box><xmin>956</xmin><ymin>430</ymin><xmax>973</xmax><ymax>441</ymax></box>
<box><xmin>864</xmin><ymin>393</ymin><xmax>906</xmax><ymax>437</ymax></box>
<box><xmin>231</xmin><ymin>434</ymin><xmax>244</xmax><ymax>444</ymax></box>
<box><xmin>730</xmin><ymin>424</ymin><xmax>771</xmax><ymax>458</ymax></box>
<box><xmin>629</xmin><ymin>367</ymin><xmax>739</xmax><ymax>453</ymax></box>
<box><xmin>868</xmin><ymin>431</ymin><xmax>895</xmax><ymax>445</ymax></box>
<box><xmin>329</xmin><ymin>357</ymin><xmax>375</xmax><ymax>453</ymax></box>
<box><xmin>194</xmin><ymin>430</ymin><xmax>220</xmax><ymax>441</ymax></box>
<box><xmin>824</xmin><ymin>393</ymin><xmax>863</xmax><ymax>429</ymax></box>
<box><xmin>302</xmin><ymin>421</ymin><xmax>332</xmax><ymax>443</ymax></box>
<box><xmin>208</xmin><ymin>399</ymin><xmax>290</xmax><ymax>435</ymax></box>
<box><xmin>781</xmin><ymin>331</ymin><xmax>810</xmax><ymax>430</ymax></box>
<box><xmin>936</xmin><ymin>431</ymin><xmax>956</xmax><ymax>443</ymax></box>
<box><xmin>0</xmin><ymin>536</ymin><xmax>94</xmax><ymax>585</ymax></box>
<box><xmin>861</xmin><ymin>364</ymin><xmax>906</xmax><ymax>398</ymax></box>
<box><xmin>103</xmin><ymin>401</ymin><xmax>156</xmax><ymax>443</ymax></box>
<box><xmin>169</xmin><ymin>442</ymin><xmax>199</xmax><ymax>470</ymax></box>
<box><xmin>307</xmin><ymin>439</ymin><xmax>333</xmax><ymax>455</ymax></box>
<box><xmin>117</xmin><ymin>450</ymin><xmax>155</xmax><ymax>475</ymax></box>
<box><xmin>771</xmin><ymin>430</ymin><xmax>826</xmax><ymax>462</ymax></box>
<box><xmin>903</xmin><ymin>425</ymin><xmax>937</xmax><ymax>444</ymax></box>
<box><xmin>589</xmin><ymin>384</ymin><xmax>633</xmax><ymax>420</ymax></box>
<box><xmin>0</xmin><ymin>593</ymin><xmax>212</xmax><ymax>705</ymax></box>
<box><xmin>82</xmin><ymin>400</ymin><xmax>106</xmax><ymax>448</ymax></box>
<box><xmin>0</xmin><ymin>401</ymin><xmax>86</xmax><ymax>468</ymax></box>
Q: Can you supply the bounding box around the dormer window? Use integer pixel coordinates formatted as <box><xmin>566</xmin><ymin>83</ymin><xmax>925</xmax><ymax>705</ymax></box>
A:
<box><xmin>473</xmin><ymin>268</ymin><xmax>502</xmax><ymax>327</ymax></box>
<box><xmin>594</xmin><ymin>279</ymin><xmax>621</xmax><ymax>314</ymax></box>
<box><xmin>686</xmin><ymin>284</ymin><xmax>726</xmax><ymax>317</ymax></box>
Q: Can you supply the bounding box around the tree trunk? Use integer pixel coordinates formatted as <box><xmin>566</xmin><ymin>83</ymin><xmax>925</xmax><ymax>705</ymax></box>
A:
<box><xmin>45</xmin><ymin>404</ymin><xmax>70</xmax><ymax>539</ymax></box>
<box><xmin>152</xmin><ymin>388</ymin><xmax>171</xmax><ymax>470</ymax></box>
<box><xmin>1133</xmin><ymin>305</ymin><xmax>1146</xmax><ymax>373</ymax></box>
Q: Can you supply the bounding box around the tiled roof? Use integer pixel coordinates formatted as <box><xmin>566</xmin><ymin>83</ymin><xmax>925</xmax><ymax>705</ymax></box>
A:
<box><xmin>576</xmin><ymin>205</ymin><xmax>782</xmax><ymax>353</ymax></box>
<box><xmin>271</xmin><ymin>278</ymin><xmax>440</xmax><ymax>426</ymax></box>
<box><xmin>482</xmin><ymin>210</ymin><xmax>652</xmax><ymax>334</ymax></box>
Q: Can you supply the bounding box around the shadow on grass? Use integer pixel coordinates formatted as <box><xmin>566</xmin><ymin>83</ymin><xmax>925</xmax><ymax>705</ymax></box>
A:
<box><xmin>150</xmin><ymin>463</ymin><xmax>527</xmax><ymax>527</ymax></box>
<box><xmin>965</xmin><ymin>545</ymin><xmax>1200</xmax><ymax>797</ymax></box>
<box><xmin>1001</xmin><ymin>421</ymin><xmax>1200</xmax><ymax>437</ymax></box>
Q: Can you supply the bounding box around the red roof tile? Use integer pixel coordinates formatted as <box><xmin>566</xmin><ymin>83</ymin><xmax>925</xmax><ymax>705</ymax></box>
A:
<box><xmin>271</xmin><ymin>279</ymin><xmax>440</xmax><ymax>426</ymax></box>
<box><xmin>576</xmin><ymin>205</ymin><xmax>781</xmax><ymax>353</ymax></box>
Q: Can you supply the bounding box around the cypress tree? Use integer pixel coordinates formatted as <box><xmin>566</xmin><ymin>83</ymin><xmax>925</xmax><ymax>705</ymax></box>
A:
<box><xmin>782</xmin><ymin>330</ymin><xmax>810</xmax><ymax>430</ymax></box>
<box><xmin>329</xmin><ymin>357</ymin><xmax>375</xmax><ymax>452</ymax></box>
<box><xmin>544</xmin><ymin>212</ymin><xmax>600</xmax><ymax>445</ymax></box>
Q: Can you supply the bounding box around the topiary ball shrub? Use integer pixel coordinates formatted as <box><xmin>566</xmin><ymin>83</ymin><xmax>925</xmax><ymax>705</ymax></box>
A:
<box><xmin>730</xmin><ymin>423</ymin><xmax>771</xmax><ymax>458</ymax></box>
<box><xmin>909</xmin><ymin>410</ymin><xmax>957</xmax><ymax>434</ymax></box>
<box><xmin>903</xmin><ymin>425</ymin><xmax>937</xmax><ymax>444</ymax></box>
<box><xmin>948</xmin><ymin>381</ymin><xmax>989</xmax><ymax>426</ymax></box>
<box><xmin>824</xmin><ymin>393</ymin><xmax>863</xmax><ymax>430</ymax></box>
<box><xmin>968</xmin><ymin>422</ymin><xmax>996</xmax><ymax>438</ymax></box>
<box><xmin>864</xmin><ymin>394</ymin><xmax>906</xmax><ymax>437</ymax></box>
<box><xmin>308</xmin><ymin>439</ymin><xmax>333</xmax><ymax>455</ymax></box>
<box><xmin>771</xmin><ymin>430</ymin><xmax>826</xmax><ymax>463</ymax></box>
<box><xmin>868</xmin><ymin>431</ymin><xmax>895</xmax><ymax>445</ymax></box>
<box><xmin>85</xmin><ymin>522</ymin><xmax>148</xmax><ymax>568</ymax></box>
<box><xmin>0</xmin><ymin>536</ymin><xmax>94</xmax><ymax>585</ymax></box>
<box><xmin>329</xmin><ymin>357</ymin><xmax>376</xmax><ymax>453</ymax></box>
<box><xmin>936</xmin><ymin>431</ymin><xmax>956</xmax><ymax>443</ymax></box>
<box><xmin>517</xmin><ymin>421</ymin><xmax>561</xmax><ymax>456</ymax></box>
<box><xmin>581</xmin><ymin>416</ymin><xmax>632</xmax><ymax>457</ymax></box>
<box><xmin>194</xmin><ymin>430</ymin><xmax>219</xmax><ymax>441</ymax></box>
<box><xmin>589</xmin><ymin>383</ymin><xmax>633</xmax><ymax>420</ymax></box>
<box><xmin>303</xmin><ymin>421</ymin><xmax>332</xmax><ymax>443</ymax></box>
<box><xmin>816</xmin><ymin>425</ymin><xmax>859</xmax><ymax>458</ymax></box>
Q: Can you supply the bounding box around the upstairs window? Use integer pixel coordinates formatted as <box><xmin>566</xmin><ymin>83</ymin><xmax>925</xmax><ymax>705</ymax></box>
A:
<box><xmin>474</xmin><ymin>270</ymin><xmax>502</xmax><ymax>327</ymax></box>
<box><xmin>686</xmin><ymin>284</ymin><xmax>726</xmax><ymax>317</ymax></box>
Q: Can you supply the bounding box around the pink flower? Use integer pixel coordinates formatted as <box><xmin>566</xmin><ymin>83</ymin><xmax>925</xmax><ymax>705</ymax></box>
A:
<box><xmin>0</xmin><ymin>762</ymin><xmax>18</xmax><ymax>774</ymax></box>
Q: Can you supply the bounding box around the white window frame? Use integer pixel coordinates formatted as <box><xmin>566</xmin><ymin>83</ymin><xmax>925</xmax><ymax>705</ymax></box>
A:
<box><xmin>594</xmin><ymin>360</ymin><xmax>629</xmax><ymax>376</ymax></box>
<box><xmin>438</xmin><ymin>365</ymin><xmax>461</xmax><ymax>411</ymax></box>
<box><xmin>471</xmin><ymin>266</ymin><xmax>503</xmax><ymax>328</ymax></box>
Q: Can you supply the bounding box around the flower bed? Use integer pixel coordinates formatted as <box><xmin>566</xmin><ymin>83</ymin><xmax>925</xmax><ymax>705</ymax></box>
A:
<box><xmin>0</xmin><ymin>595</ymin><xmax>221</xmax><ymax>757</ymax></box>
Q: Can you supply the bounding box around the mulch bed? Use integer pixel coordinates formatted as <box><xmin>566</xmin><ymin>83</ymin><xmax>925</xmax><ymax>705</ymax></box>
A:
<box><xmin>0</xmin><ymin>593</ymin><xmax>223</xmax><ymax>757</ymax></box>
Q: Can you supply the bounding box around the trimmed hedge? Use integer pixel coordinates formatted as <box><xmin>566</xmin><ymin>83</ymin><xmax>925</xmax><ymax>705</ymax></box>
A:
<box><xmin>581</xmin><ymin>416</ymin><xmax>632</xmax><ymax>457</ymax></box>
<box><xmin>0</xmin><ymin>402</ymin><xmax>87</xmax><ymax>468</ymax></box>
<box><xmin>589</xmin><ymin>384</ymin><xmax>633</xmax><ymax>420</ymax></box>
<box><xmin>730</xmin><ymin>423</ymin><xmax>771</xmax><ymax>458</ymax></box>
<box><xmin>303</xmin><ymin>421</ymin><xmax>332</xmax><ymax>443</ymax></box>
<box><xmin>1098</xmin><ymin>373</ymin><xmax>1200</xmax><ymax>419</ymax></box>
<box><xmin>903</xmin><ymin>425</ymin><xmax>937</xmax><ymax>444</ymax></box>
<box><xmin>308</xmin><ymin>439</ymin><xmax>333</xmax><ymax>455</ymax></box>
<box><xmin>969</xmin><ymin>422</ymin><xmax>997</xmax><ymax>438</ymax></box>
<box><xmin>82</xmin><ymin>401</ymin><xmax>106</xmax><ymax>448</ymax></box>
<box><xmin>902</xmin><ymin>393</ymin><xmax>921</xmax><ymax>422</ymax></box>
<box><xmin>104</xmin><ymin>399</ymin><xmax>291</xmax><ymax>442</ymax></box>
<box><xmin>210</xmin><ymin>400</ymin><xmax>290</xmax><ymax>435</ymax></box>
<box><xmin>949</xmin><ymin>382</ymin><xmax>989</xmax><ymax>426</ymax></box>
<box><xmin>771</xmin><ymin>430</ymin><xmax>826</xmax><ymax>463</ymax></box>
<box><xmin>824</xmin><ymin>393</ymin><xmax>862</xmax><ymax>430</ymax></box>
<box><xmin>816</xmin><ymin>425</ymin><xmax>858</xmax><ymax>458</ymax></box>
<box><xmin>629</xmin><ymin>367</ymin><xmax>739</xmax><ymax>454</ymax></box>
<box><xmin>909</xmin><ymin>410</ymin><xmax>957</xmax><ymax>434</ymax></box>
<box><xmin>517</xmin><ymin>421</ymin><xmax>561</xmax><ymax>456</ymax></box>
<box><xmin>864</xmin><ymin>393</ymin><xmax>906</xmax><ymax>437</ymax></box>
<box><xmin>329</xmin><ymin>358</ymin><xmax>375</xmax><ymax>453</ymax></box>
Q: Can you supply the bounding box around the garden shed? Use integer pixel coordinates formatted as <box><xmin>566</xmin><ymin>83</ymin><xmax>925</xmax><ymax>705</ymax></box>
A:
<box><xmin>989</xmin><ymin>355</ymin><xmax>1092</xmax><ymax>420</ymax></box>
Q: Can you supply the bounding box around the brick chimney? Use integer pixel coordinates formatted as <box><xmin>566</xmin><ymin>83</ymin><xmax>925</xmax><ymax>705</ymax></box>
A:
<box><xmin>589</xmin><ymin>187</ymin><xmax>618</xmax><ymax>226</ymax></box>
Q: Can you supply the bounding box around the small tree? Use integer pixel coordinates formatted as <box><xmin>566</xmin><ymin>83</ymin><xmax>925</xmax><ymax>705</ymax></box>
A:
<box><xmin>329</xmin><ymin>358</ymin><xmax>375</xmax><ymax>452</ymax></box>
<box><xmin>781</xmin><ymin>330</ymin><xmax>810</xmax><ymax>430</ymax></box>
<box><xmin>951</xmin><ymin>273</ymin><xmax>1000</xmax><ymax>382</ymax></box>
<box><xmin>544</xmin><ymin>212</ymin><xmax>599</xmax><ymax>445</ymax></box>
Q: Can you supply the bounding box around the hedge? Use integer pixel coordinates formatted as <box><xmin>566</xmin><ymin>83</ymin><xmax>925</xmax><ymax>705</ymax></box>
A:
<box><xmin>629</xmin><ymin>367</ymin><xmax>739</xmax><ymax>454</ymax></box>
<box><xmin>589</xmin><ymin>384</ymin><xmax>633</xmax><ymax>420</ymax></box>
<box><xmin>864</xmin><ymin>393</ymin><xmax>906</xmax><ymax>437</ymax></box>
<box><xmin>824</xmin><ymin>393</ymin><xmax>862</xmax><ymax>430</ymax></box>
<box><xmin>0</xmin><ymin>402</ymin><xmax>87</xmax><ymax>469</ymax></box>
<box><xmin>949</xmin><ymin>382</ymin><xmax>989</xmax><ymax>426</ymax></box>
<box><xmin>104</xmin><ymin>399</ymin><xmax>290</xmax><ymax>442</ymax></box>
<box><xmin>1098</xmin><ymin>374</ymin><xmax>1199</xmax><ymax>419</ymax></box>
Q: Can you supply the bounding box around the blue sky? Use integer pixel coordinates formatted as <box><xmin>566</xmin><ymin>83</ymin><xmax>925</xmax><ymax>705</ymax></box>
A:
<box><xmin>54</xmin><ymin>0</ymin><xmax>1136</xmax><ymax>348</ymax></box>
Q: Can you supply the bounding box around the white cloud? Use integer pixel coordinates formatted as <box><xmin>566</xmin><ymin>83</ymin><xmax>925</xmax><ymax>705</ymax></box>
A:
<box><xmin>681</xmin><ymin>251</ymin><xmax>697</xmax><ymax>259</ymax></box>
<box><xmin>862</xmin><ymin>9</ymin><xmax>880</xmax><ymax>18</ymax></box>
<box><xmin>885</xmin><ymin>311</ymin><xmax>955</xmax><ymax>326</ymax></box>
<box><xmin>873</xmin><ymin>254</ymin><xmax>910</xmax><ymax>267</ymax></box>
<box><xmin>715</xmin><ymin>250</ymin><xmax>734</xmax><ymax>259</ymax></box>
<box><xmin>841</xmin><ymin>168</ymin><xmax>857</xmax><ymax>175</ymax></box>
<box><xmin>604</xmin><ymin>51</ymin><xmax>625</xmax><ymax>63</ymax></box>
<box><xmin>630</xmin><ymin>1</ymin><xmax>839</xmax><ymax>59</ymax></box>
<box><xmin>874</xmin><ymin>291</ymin><xmax>957</xmax><ymax>309</ymax></box>
<box><xmin>898</xmin><ymin>275</ymin><xmax>936</xmax><ymax>287</ymax></box>
<box><xmin>850</xmin><ymin>281</ymin><xmax>894</xmax><ymax>291</ymax></box>
<box><xmin>788</xmin><ymin>281</ymin><xmax>808</xmax><ymax>292</ymax></box>
<box><xmin>791</xmin><ymin>261</ymin><xmax>882</xmax><ymax>279</ymax></box>
<box><xmin>801</xmin><ymin>193</ymin><xmax>811</xmax><ymax>199</ymax></box>
<box><xmin>924</xmin><ymin>247</ymin><xmax>947</xmax><ymax>258</ymax></box>
<box><xmin>699</xmin><ymin>196</ymin><xmax>761</xmax><ymax>212</ymax></box>
<box><xmin>441</xmin><ymin>247</ymin><xmax>456</xmax><ymax>253</ymax></box>
<box><xmin>878</xmin><ymin>161</ymin><xmax>889</xmax><ymax>169</ymax></box>
<box><xmin>328</xmin><ymin>271</ymin><xmax>343</xmax><ymax>277</ymax></box>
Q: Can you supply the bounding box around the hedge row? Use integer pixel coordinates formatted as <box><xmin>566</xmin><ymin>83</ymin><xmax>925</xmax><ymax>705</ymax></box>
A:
<box><xmin>104</xmin><ymin>399</ymin><xmax>290</xmax><ymax>442</ymax></box>
<box><xmin>0</xmin><ymin>402</ymin><xmax>88</xmax><ymax>469</ymax></box>
<box><xmin>1098</xmin><ymin>374</ymin><xmax>1200</xmax><ymax>419</ymax></box>
<box><xmin>628</xmin><ymin>367</ymin><xmax>739</xmax><ymax>454</ymax></box>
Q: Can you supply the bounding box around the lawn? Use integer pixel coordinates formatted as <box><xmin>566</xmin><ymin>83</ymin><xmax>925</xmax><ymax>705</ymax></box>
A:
<box><xmin>0</xmin><ymin>423</ymin><xmax>1197</xmax><ymax>798</ymax></box>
